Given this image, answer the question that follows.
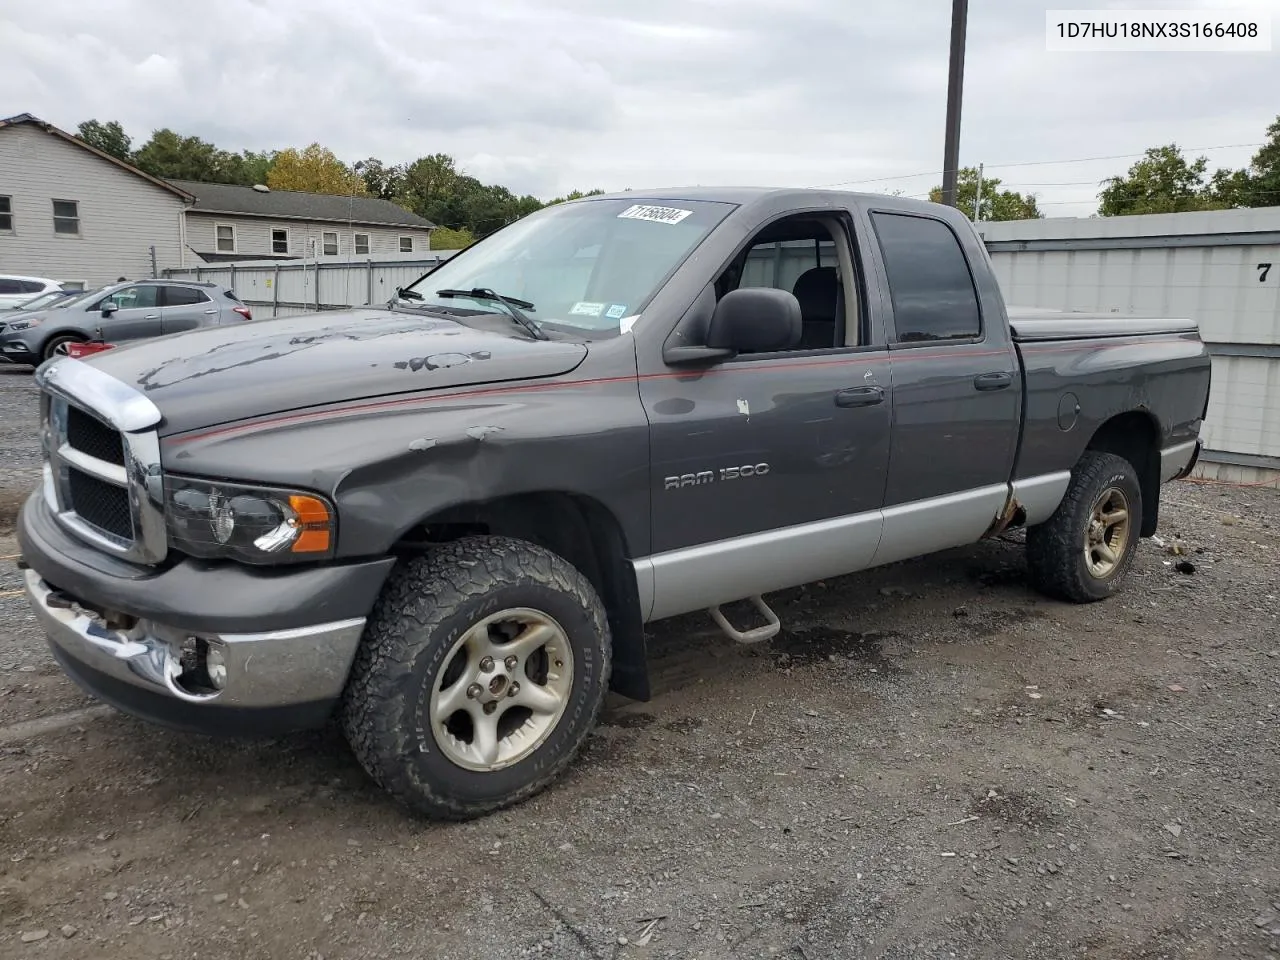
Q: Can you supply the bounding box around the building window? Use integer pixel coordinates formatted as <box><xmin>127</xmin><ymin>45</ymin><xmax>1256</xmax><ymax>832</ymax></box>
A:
<box><xmin>399</xmin><ymin>235</ymin><xmax>413</xmax><ymax>253</ymax></box>
<box><xmin>355</xmin><ymin>233</ymin><xmax>370</xmax><ymax>255</ymax></box>
<box><xmin>52</xmin><ymin>199</ymin><xmax>79</xmax><ymax>235</ymax></box>
<box><xmin>271</xmin><ymin>228</ymin><xmax>289</xmax><ymax>254</ymax></box>
<box><xmin>216</xmin><ymin>223</ymin><xmax>236</xmax><ymax>253</ymax></box>
<box><xmin>322</xmin><ymin>231</ymin><xmax>339</xmax><ymax>256</ymax></box>
<box><xmin>0</xmin><ymin>196</ymin><xmax>12</xmax><ymax>232</ymax></box>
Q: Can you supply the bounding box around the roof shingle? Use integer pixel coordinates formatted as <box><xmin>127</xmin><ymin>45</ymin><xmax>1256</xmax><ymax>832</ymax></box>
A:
<box><xmin>167</xmin><ymin>179</ymin><xmax>435</xmax><ymax>229</ymax></box>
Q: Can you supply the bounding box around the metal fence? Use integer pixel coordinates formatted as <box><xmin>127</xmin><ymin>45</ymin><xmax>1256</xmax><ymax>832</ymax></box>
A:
<box><xmin>163</xmin><ymin>253</ymin><xmax>460</xmax><ymax>318</ymax></box>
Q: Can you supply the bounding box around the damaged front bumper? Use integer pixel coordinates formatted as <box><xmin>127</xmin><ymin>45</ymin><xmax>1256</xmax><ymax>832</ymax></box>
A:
<box><xmin>17</xmin><ymin>491</ymin><xmax>395</xmax><ymax>736</ymax></box>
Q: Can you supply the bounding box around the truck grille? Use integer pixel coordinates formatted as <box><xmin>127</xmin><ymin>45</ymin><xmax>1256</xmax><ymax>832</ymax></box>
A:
<box><xmin>66</xmin><ymin>405</ymin><xmax>126</xmax><ymax>466</ymax></box>
<box><xmin>67</xmin><ymin>468</ymin><xmax>134</xmax><ymax>540</ymax></box>
<box><xmin>37</xmin><ymin>358</ymin><xmax>168</xmax><ymax>564</ymax></box>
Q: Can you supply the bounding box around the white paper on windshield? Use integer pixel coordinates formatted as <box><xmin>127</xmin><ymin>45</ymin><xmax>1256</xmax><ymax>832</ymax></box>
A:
<box><xmin>617</xmin><ymin>204</ymin><xmax>693</xmax><ymax>225</ymax></box>
<box><xmin>569</xmin><ymin>301</ymin><xmax>605</xmax><ymax>317</ymax></box>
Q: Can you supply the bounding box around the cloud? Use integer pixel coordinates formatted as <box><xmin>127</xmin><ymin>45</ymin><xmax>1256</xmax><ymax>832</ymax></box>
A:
<box><xmin>2</xmin><ymin>0</ymin><xmax>1275</xmax><ymax>212</ymax></box>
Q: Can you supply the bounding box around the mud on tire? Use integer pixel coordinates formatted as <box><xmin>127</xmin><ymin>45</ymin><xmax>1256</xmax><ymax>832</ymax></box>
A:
<box><xmin>1026</xmin><ymin>451</ymin><xmax>1144</xmax><ymax>604</ymax></box>
<box><xmin>340</xmin><ymin>535</ymin><xmax>612</xmax><ymax>820</ymax></box>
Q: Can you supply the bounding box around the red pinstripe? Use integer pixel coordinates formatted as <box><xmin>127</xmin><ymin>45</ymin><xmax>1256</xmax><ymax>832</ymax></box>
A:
<box><xmin>164</xmin><ymin>335</ymin><xmax>1196</xmax><ymax>446</ymax></box>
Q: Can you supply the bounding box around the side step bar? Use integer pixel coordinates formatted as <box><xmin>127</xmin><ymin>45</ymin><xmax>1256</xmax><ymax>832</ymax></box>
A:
<box><xmin>707</xmin><ymin>595</ymin><xmax>781</xmax><ymax>644</ymax></box>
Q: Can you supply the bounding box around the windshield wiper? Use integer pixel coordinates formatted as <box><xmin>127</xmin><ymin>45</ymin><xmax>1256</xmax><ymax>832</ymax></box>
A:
<box><xmin>436</xmin><ymin>288</ymin><xmax>548</xmax><ymax>340</ymax></box>
<box><xmin>393</xmin><ymin>286</ymin><xmax>424</xmax><ymax>302</ymax></box>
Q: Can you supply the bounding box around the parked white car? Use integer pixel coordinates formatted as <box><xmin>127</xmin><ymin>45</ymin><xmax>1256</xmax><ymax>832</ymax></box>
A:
<box><xmin>0</xmin><ymin>275</ymin><xmax>64</xmax><ymax>309</ymax></box>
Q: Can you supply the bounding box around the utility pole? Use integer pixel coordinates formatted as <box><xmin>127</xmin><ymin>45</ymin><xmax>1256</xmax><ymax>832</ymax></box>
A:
<box><xmin>973</xmin><ymin>162</ymin><xmax>984</xmax><ymax>221</ymax></box>
<box><xmin>940</xmin><ymin>0</ymin><xmax>968</xmax><ymax>207</ymax></box>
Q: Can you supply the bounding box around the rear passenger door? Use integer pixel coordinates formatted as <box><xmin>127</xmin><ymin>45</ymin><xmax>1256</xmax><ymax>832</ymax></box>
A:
<box><xmin>161</xmin><ymin>285</ymin><xmax>218</xmax><ymax>334</ymax></box>
<box><xmin>96</xmin><ymin>284</ymin><xmax>164</xmax><ymax>342</ymax></box>
<box><xmin>863</xmin><ymin>208</ymin><xmax>1022</xmax><ymax>566</ymax></box>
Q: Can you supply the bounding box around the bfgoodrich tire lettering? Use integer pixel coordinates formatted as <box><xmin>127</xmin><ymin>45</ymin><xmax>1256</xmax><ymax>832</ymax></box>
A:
<box><xmin>1026</xmin><ymin>451</ymin><xmax>1143</xmax><ymax>603</ymax></box>
<box><xmin>340</xmin><ymin>535</ymin><xmax>612</xmax><ymax>819</ymax></box>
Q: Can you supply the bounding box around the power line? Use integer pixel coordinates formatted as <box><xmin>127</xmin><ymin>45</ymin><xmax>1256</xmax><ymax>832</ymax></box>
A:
<box><xmin>811</xmin><ymin>141</ymin><xmax>1264</xmax><ymax>189</ymax></box>
<box><xmin>888</xmin><ymin>183</ymin><xmax>1280</xmax><ymax>212</ymax></box>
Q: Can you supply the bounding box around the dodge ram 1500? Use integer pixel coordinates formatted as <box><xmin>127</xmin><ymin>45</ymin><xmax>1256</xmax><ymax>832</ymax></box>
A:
<box><xmin>16</xmin><ymin>188</ymin><xmax>1211</xmax><ymax>819</ymax></box>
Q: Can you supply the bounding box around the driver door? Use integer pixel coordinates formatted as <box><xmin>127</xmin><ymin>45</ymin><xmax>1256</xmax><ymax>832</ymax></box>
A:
<box><xmin>638</xmin><ymin>213</ymin><xmax>893</xmax><ymax>618</ymax></box>
<box><xmin>95</xmin><ymin>284</ymin><xmax>164</xmax><ymax>342</ymax></box>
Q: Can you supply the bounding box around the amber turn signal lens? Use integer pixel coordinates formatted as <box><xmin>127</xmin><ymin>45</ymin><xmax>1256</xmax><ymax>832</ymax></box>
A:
<box><xmin>288</xmin><ymin>495</ymin><xmax>332</xmax><ymax>553</ymax></box>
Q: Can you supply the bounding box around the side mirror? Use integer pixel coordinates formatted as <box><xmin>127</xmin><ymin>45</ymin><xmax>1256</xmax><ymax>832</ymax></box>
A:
<box><xmin>100</xmin><ymin>302</ymin><xmax>118</xmax><ymax>317</ymax></box>
<box><xmin>706</xmin><ymin>287</ymin><xmax>802</xmax><ymax>354</ymax></box>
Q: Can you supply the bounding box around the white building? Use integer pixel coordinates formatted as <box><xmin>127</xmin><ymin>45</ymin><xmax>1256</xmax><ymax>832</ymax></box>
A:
<box><xmin>171</xmin><ymin>179</ymin><xmax>435</xmax><ymax>264</ymax></box>
<box><xmin>0</xmin><ymin>112</ymin><xmax>436</xmax><ymax>287</ymax></box>
<box><xmin>0</xmin><ymin>113</ymin><xmax>190</xmax><ymax>286</ymax></box>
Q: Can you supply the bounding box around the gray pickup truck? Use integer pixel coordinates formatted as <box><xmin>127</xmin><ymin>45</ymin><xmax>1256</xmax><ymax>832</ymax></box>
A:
<box><xmin>16</xmin><ymin>188</ymin><xmax>1210</xmax><ymax>819</ymax></box>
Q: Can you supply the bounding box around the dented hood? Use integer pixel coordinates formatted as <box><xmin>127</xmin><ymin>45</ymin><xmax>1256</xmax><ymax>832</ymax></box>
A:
<box><xmin>81</xmin><ymin>309</ymin><xmax>588</xmax><ymax>436</ymax></box>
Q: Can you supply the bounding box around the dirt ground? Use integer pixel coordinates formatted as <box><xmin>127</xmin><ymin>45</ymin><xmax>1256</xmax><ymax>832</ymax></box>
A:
<box><xmin>1</xmin><ymin>366</ymin><xmax>1278</xmax><ymax>959</ymax></box>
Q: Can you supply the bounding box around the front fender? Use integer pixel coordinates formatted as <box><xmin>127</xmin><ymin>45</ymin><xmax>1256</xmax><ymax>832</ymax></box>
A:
<box><xmin>161</xmin><ymin>375</ymin><xmax>652</xmax><ymax>560</ymax></box>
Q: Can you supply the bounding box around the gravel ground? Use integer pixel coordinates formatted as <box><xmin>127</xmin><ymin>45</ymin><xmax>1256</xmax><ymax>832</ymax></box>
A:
<box><xmin>0</xmin><ymin>367</ymin><xmax>41</xmax><ymax>533</ymax></box>
<box><xmin>1</xmin><ymin>364</ymin><xmax>1278</xmax><ymax>959</ymax></box>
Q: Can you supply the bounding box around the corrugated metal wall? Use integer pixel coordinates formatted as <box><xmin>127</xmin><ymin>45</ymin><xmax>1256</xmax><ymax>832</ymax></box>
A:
<box><xmin>981</xmin><ymin>207</ymin><xmax>1280</xmax><ymax>479</ymax></box>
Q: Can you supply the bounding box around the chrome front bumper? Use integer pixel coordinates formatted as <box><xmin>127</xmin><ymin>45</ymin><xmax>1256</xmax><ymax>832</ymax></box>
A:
<box><xmin>25</xmin><ymin>568</ymin><xmax>366</xmax><ymax>712</ymax></box>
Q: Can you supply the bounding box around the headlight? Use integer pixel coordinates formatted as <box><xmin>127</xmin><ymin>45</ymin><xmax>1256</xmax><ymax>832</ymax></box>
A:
<box><xmin>6</xmin><ymin>318</ymin><xmax>41</xmax><ymax>331</ymax></box>
<box><xmin>163</xmin><ymin>476</ymin><xmax>335</xmax><ymax>564</ymax></box>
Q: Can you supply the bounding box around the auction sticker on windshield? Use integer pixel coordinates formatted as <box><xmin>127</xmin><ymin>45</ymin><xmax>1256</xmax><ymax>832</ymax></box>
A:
<box><xmin>617</xmin><ymin>204</ymin><xmax>694</xmax><ymax>225</ymax></box>
<box><xmin>570</xmin><ymin>301</ymin><xmax>605</xmax><ymax>317</ymax></box>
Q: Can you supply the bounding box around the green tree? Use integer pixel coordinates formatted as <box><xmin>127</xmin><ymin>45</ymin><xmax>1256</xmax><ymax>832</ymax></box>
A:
<box><xmin>132</xmin><ymin>128</ymin><xmax>224</xmax><ymax>181</ymax></box>
<box><xmin>75</xmin><ymin>119</ymin><xmax>132</xmax><ymax>161</ymax></box>
<box><xmin>1207</xmin><ymin>167</ymin><xmax>1251</xmax><ymax>208</ymax></box>
<box><xmin>929</xmin><ymin>167</ymin><xmax>1042</xmax><ymax>220</ymax></box>
<box><xmin>225</xmin><ymin>150</ymin><xmax>277</xmax><ymax>186</ymax></box>
<box><xmin>546</xmin><ymin>188</ymin><xmax>605</xmax><ymax>205</ymax></box>
<box><xmin>1239</xmin><ymin>114</ymin><xmax>1280</xmax><ymax>208</ymax></box>
<box><xmin>430</xmin><ymin>226</ymin><xmax>475</xmax><ymax>249</ymax></box>
<box><xmin>397</xmin><ymin>153</ymin><xmax>461</xmax><ymax>224</ymax></box>
<box><xmin>1097</xmin><ymin>145</ymin><xmax>1232</xmax><ymax>216</ymax></box>
<box><xmin>358</xmin><ymin>157</ymin><xmax>406</xmax><ymax>200</ymax></box>
<box><xmin>267</xmin><ymin>143</ymin><xmax>367</xmax><ymax>195</ymax></box>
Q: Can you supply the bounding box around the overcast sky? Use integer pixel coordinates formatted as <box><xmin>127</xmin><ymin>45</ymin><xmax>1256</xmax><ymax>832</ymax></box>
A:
<box><xmin>4</xmin><ymin>0</ymin><xmax>1276</xmax><ymax>216</ymax></box>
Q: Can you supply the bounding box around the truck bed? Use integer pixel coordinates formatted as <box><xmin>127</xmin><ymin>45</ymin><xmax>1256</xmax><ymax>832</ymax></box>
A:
<box><xmin>1006</xmin><ymin>306</ymin><xmax>1199</xmax><ymax>342</ymax></box>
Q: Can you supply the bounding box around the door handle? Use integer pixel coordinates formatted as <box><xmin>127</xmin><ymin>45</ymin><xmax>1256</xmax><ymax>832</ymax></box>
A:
<box><xmin>835</xmin><ymin>385</ymin><xmax>885</xmax><ymax>408</ymax></box>
<box><xmin>143</xmin><ymin>314</ymin><xmax>159</xmax><ymax>319</ymax></box>
<box><xmin>203</xmin><ymin>309</ymin><xmax>218</xmax><ymax>314</ymax></box>
<box><xmin>973</xmin><ymin>371</ymin><xmax>1012</xmax><ymax>391</ymax></box>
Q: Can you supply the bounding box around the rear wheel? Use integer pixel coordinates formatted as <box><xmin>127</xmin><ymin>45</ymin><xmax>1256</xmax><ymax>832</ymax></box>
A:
<box><xmin>340</xmin><ymin>535</ymin><xmax>612</xmax><ymax>819</ymax></box>
<box><xmin>1026</xmin><ymin>451</ymin><xmax>1143</xmax><ymax>603</ymax></box>
<box><xmin>42</xmin><ymin>334</ymin><xmax>85</xmax><ymax>362</ymax></box>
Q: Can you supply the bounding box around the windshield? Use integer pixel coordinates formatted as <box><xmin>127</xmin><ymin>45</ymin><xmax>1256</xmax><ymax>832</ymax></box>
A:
<box><xmin>11</xmin><ymin>291</ymin><xmax>63</xmax><ymax>311</ymax></box>
<box><xmin>51</xmin><ymin>286</ymin><xmax>109</xmax><ymax>310</ymax></box>
<box><xmin>401</xmin><ymin>198</ymin><xmax>735</xmax><ymax>335</ymax></box>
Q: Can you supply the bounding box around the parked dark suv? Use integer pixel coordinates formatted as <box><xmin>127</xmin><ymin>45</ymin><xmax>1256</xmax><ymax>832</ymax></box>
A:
<box><xmin>0</xmin><ymin>279</ymin><xmax>251</xmax><ymax>365</ymax></box>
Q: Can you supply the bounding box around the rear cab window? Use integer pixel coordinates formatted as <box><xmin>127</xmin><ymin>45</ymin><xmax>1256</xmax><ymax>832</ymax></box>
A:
<box><xmin>869</xmin><ymin>212</ymin><xmax>982</xmax><ymax>343</ymax></box>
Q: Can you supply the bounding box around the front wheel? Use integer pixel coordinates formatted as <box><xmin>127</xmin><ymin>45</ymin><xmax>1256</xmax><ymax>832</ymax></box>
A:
<box><xmin>340</xmin><ymin>535</ymin><xmax>612</xmax><ymax>819</ymax></box>
<box><xmin>42</xmin><ymin>334</ymin><xmax>85</xmax><ymax>362</ymax></box>
<box><xmin>1026</xmin><ymin>451</ymin><xmax>1143</xmax><ymax>603</ymax></box>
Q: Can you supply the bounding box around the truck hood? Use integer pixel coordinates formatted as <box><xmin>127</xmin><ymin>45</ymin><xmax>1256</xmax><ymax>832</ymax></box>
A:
<box><xmin>81</xmin><ymin>309</ymin><xmax>588</xmax><ymax>436</ymax></box>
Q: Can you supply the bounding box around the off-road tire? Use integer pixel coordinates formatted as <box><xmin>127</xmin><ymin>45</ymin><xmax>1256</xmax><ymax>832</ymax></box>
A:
<box><xmin>1026</xmin><ymin>451</ymin><xmax>1144</xmax><ymax>603</ymax></box>
<box><xmin>340</xmin><ymin>535</ymin><xmax>612</xmax><ymax>820</ymax></box>
<box><xmin>41</xmin><ymin>334</ymin><xmax>85</xmax><ymax>363</ymax></box>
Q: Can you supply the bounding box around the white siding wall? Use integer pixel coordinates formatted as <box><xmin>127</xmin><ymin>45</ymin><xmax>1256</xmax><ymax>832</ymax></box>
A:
<box><xmin>0</xmin><ymin>123</ymin><xmax>186</xmax><ymax>286</ymax></box>
<box><xmin>185</xmin><ymin>214</ymin><xmax>431</xmax><ymax>261</ymax></box>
